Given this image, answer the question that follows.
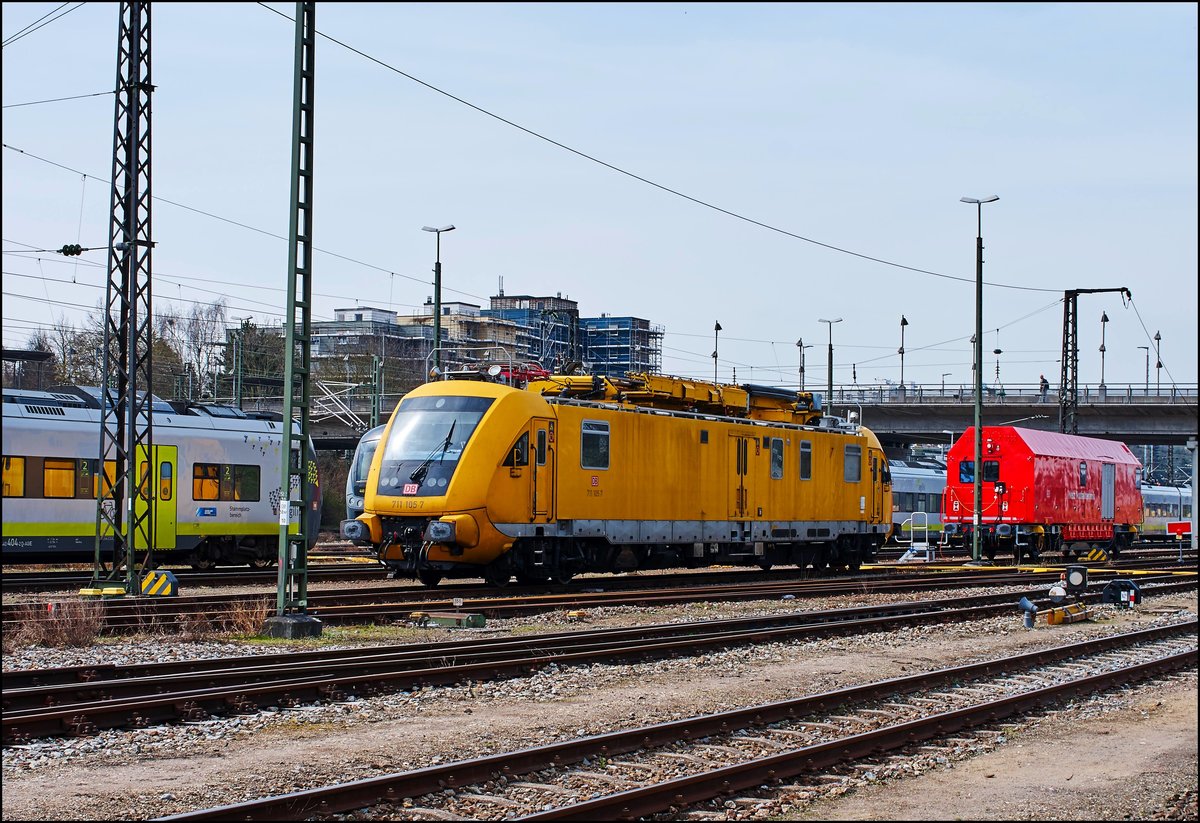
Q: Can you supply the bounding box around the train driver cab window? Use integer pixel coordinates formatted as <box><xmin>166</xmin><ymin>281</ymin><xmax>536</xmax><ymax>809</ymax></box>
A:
<box><xmin>983</xmin><ymin>460</ymin><xmax>1000</xmax><ymax>483</ymax></box>
<box><xmin>194</xmin><ymin>463</ymin><xmax>220</xmax><ymax>500</ymax></box>
<box><xmin>502</xmin><ymin>432</ymin><xmax>529</xmax><ymax>467</ymax></box>
<box><xmin>799</xmin><ymin>440</ymin><xmax>812</xmax><ymax>480</ymax></box>
<box><xmin>769</xmin><ymin>438</ymin><xmax>784</xmax><ymax>479</ymax></box>
<box><xmin>1078</xmin><ymin>461</ymin><xmax>1088</xmax><ymax>487</ymax></box>
<box><xmin>581</xmin><ymin>420</ymin><xmax>610</xmax><ymax>470</ymax></box>
<box><xmin>844</xmin><ymin>444</ymin><xmax>861</xmax><ymax>483</ymax></box>
<box><xmin>536</xmin><ymin>430</ymin><xmax>547</xmax><ymax>466</ymax></box>
<box><xmin>43</xmin><ymin>458</ymin><xmax>76</xmax><ymax>498</ymax></box>
<box><xmin>959</xmin><ymin>460</ymin><xmax>974</xmax><ymax>483</ymax></box>
<box><xmin>3</xmin><ymin>456</ymin><xmax>25</xmax><ymax>497</ymax></box>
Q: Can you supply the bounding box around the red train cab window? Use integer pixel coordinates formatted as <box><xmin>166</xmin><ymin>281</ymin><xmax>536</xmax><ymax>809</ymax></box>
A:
<box><xmin>983</xmin><ymin>460</ymin><xmax>1000</xmax><ymax>482</ymax></box>
<box><xmin>1079</xmin><ymin>461</ymin><xmax>1087</xmax><ymax>487</ymax></box>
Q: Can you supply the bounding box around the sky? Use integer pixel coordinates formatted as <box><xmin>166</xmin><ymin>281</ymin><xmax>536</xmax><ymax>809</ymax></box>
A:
<box><xmin>3</xmin><ymin>2</ymin><xmax>1197</xmax><ymax>393</ymax></box>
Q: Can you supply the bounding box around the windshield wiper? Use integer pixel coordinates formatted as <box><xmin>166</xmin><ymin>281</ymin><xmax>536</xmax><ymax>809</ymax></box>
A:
<box><xmin>409</xmin><ymin>420</ymin><xmax>457</xmax><ymax>484</ymax></box>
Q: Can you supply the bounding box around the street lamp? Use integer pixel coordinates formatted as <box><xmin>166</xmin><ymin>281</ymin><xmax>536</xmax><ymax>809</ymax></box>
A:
<box><xmin>818</xmin><ymin>317</ymin><xmax>842</xmax><ymax>401</ymax></box>
<box><xmin>712</xmin><ymin>321</ymin><xmax>722</xmax><ymax>385</ymax></box>
<box><xmin>941</xmin><ymin>372</ymin><xmax>951</xmax><ymax>395</ymax></box>
<box><xmin>795</xmin><ymin>338</ymin><xmax>813</xmax><ymax>391</ymax></box>
<box><xmin>898</xmin><ymin>315</ymin><xmax>908</xmax><ymax>393</ymax></box>
<box><xmin>1099</xmin><ymin>311</ymin><xmax>1109</xmax><ymax>389</ymax></box>
<box><xmin>1137</xmin><ymin>346</ymin><xmax>1150</xmax><ymax>396</ymax></box>
<box><xmin>422</xmin><ymin>224</ymin><xmax>455</xmax><ymax>373</ymax></box>
<box><xmin>1153</xmin><ymin>330</ymin><xmax>1162</xmax><ymax>395</ymax></box>
<box><xmin>960</xmin><ymin>194</ymin><xmax>999</xmax><ymax>563</ymax></box>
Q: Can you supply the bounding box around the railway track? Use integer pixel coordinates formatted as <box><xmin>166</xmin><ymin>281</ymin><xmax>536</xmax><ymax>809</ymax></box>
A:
<box><xmin>5</xmin><ymin>566</ymin><xmax>1193</xmax><ymax>634</ymax></box>
<box><xmin>6</xmin><ymin>543</ymin><xmax>1191</xmax><ymax>594</ymax></box>
<box><xmin>153</xmin><ymin>620</ymin><xmax>1197</xmax><ymax>821</ymax></box>
<box><xmin>4</xmin><ymin>582</ymin><xmax>1195</xmax><ymax>745</ymax></box>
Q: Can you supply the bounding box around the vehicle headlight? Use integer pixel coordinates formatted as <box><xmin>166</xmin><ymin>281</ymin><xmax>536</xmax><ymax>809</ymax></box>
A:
<box><xmin>424</xmin><ymin>520</ymin><xmax>456</xmax><ymax>543</ymax></box>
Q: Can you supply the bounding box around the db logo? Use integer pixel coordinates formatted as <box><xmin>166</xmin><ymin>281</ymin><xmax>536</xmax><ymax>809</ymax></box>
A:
<box><xmin>590</xmin><ymin>476</ymin><xmax>599</xmax><ymax>487</ymax></box>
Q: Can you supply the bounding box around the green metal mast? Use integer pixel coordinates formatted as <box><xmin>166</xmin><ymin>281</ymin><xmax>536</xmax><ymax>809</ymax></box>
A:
<box><xmin>268</xmin><ymin>0</ymin><xmax>320</xmax><ymax>637</ymax></box>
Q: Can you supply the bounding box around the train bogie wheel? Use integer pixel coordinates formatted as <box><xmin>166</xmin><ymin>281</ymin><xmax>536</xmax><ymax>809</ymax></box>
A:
<box><xmin>550</xmin><ymin>570</ymin><xmax>574</xmax><ymax>585</ymax></box>
<box><xmin>417</xmin><ymin>570</ymin><xmax>443</xmax><ymax>588</ymax></box>
<box><xmin>191</xmin><ymin>558</ymin><xmax>216</xmax><ymax>571</ymax></box>
<box><xmin>484</xmin><ymin>563</ymin><xmax>511</xmax><ymax>587</ymax></box>
<box><xmin>757</xmin><ymin>562</ymin><xmax>773</xmax><ymax>572</ymax></box>
<box><xmin>249</xmin><ymin>558</ymin><xmax>275</xmax><ymax>570</ymax></box>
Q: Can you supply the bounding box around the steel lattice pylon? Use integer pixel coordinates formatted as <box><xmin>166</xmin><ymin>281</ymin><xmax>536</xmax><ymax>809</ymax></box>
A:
<box><xmin>94</xmin><ymin>1</ymin><xmax>155</xmax><ymax>591</ymax></box>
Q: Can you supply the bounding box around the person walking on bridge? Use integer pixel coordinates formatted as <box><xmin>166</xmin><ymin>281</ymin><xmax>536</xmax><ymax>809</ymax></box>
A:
<box><xmin>1039</xmin><ymin>374</ymin><xmax>1049</xmax><ymax>403</ymax></box>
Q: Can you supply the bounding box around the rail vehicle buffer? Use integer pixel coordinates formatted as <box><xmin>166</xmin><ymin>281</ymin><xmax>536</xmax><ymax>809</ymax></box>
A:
<box><xmin>139</xmin><ymin>569</ymin><xmax>180</xmax><ymax>597</ymax></box>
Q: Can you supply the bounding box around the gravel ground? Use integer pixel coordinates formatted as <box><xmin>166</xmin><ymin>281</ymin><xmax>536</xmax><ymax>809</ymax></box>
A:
<box><xmin>2</xmin><ymin>584</ymin><xmax>1195</xmax><ymax>821</ymax></box>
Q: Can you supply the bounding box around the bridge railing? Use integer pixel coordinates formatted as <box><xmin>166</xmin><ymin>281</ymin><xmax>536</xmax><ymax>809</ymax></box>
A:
<box><xmin>825</xmin><ymin>382</ymin><xmax>1198</xmax><ymax>406</ymax></box>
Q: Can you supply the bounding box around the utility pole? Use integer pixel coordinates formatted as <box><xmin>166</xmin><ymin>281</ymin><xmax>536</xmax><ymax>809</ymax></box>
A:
<box><xmin>1059</xmin><ymin>287</ymin><xmax>1130</xmax><ymax>434</ymax></box>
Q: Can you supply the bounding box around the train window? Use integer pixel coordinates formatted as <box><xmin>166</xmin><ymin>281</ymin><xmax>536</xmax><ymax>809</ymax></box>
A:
<box><xmin>43</xmin><ymin>458</ymin><xmax>76</xmax><ymax>498</ymax></box>
<box><xmin>1079</xmin><ymin>461</ymin><xmax>1087</xmax><ymax>487</ymax></box>
<box><xmin>769</xmin><ymin>438</ymin><xmax>784</xmax><ymax>479</ymax></box>
<box><xmin>160</xmin><ymin>462</ymin><xmax>173</xmax><ymax>502</ymax></box>
<box><xmin>700</xmin><ymin>430</ymin><xmax>709</xmax><ymax>444</ymax></box>
<box><xmin>959</xmin><ymin>461</ymin><xmax>974</xmax><ymax>483</ymax></box>
<box><xmin>536</xmin><ymin>430</ymin><xmax>547</xmax><ymax>466</ymax></box>
<box><xmin>799</xmin><ymin>440</ymin><xmax>812</xmax><ymax>480</ymax></box>
<box><xmin>2</xmin><ymin>456</ymin><xmax>25</xmax><ymax>497</ymax></box>
<box><xmin>844</xmin><ymin>444</ymin><xmax>861</xmax><ymax>483</ymax></box>
<box><xmin>227</xmin><ymin>465</ymin><xmax>260</xmax><ymax>501</ymax></box>
<box><xmin>581</xmin><ymin>420</ymin><xmax>610</xmax><ymax>470</ymax></box>
<box><xmin>502</xmin><ymin>432</ymin><xmax>529</xmax><ymax>467</ymax></box>
<box><xmin>983</xmin><ymin>461</ymin><xmax>1000</xmax><ymax>482</ymax></box>
<box><xmin>194</xmin><ymin>463</ymin><xmax>220</xmax><ymax>500</ymax></box>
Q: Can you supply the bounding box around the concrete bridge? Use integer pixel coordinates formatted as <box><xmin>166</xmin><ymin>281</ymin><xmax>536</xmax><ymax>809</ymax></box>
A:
<box><xmin>823</xmin><ymin>382</ymin><xmax>1198</xmax><ymax>448</ymax></box>
<box><xmin>246</xmin><ymin>380</ymin><xmax>1198</xmax><ymax>452</ymax></box>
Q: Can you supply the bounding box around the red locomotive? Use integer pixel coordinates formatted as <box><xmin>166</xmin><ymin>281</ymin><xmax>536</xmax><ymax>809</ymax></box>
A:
<box><xmin>941</xmin><ymin>426</ymin><xmax>1142</xmax><ymax>562</ymax></box>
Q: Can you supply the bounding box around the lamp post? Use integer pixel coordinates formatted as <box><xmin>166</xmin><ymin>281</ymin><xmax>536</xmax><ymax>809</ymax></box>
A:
<box><xmin>1154</xmin><ymin>330</ymin><xmax>1161</xmax><ymax>395</ymax></box>
<box><xmin>941</xmin><ymin>372</ymin><xmax>951</xmax><ymax>395</ymax></box>
<box><xmin>898</xmin><ymin>315</ymin><xmax>908</xmax><ymax>393</ymax></box>
<box><xmin>422</xmin><ymin>224</ymin><xmax>455</xmax><ymax>373</ymax></box>
<box><xmin>1099</xmin><ymin>311</ymin><xmax>1109</xmax><ymax>390</ymax></box>
<box><xmin>960</xmin><ymin>194</ymin><xmax>999</xmax><ymax>563</ymax></box>
<box><xmin>819</xmin><ymin>317</ymin><xmax>842</xmax><ymax>401</ymax></box>
<box><xmin>712</xmin><ymin>321</ymin><xmax>722</xmax><ymax>385</ymax></box>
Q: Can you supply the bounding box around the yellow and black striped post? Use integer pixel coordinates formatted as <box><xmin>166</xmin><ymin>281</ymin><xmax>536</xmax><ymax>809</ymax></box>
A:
<box><xmin>139</xmin><ymin>569</ymin><xmax>179</xmax><ymax>597</ymax></box>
